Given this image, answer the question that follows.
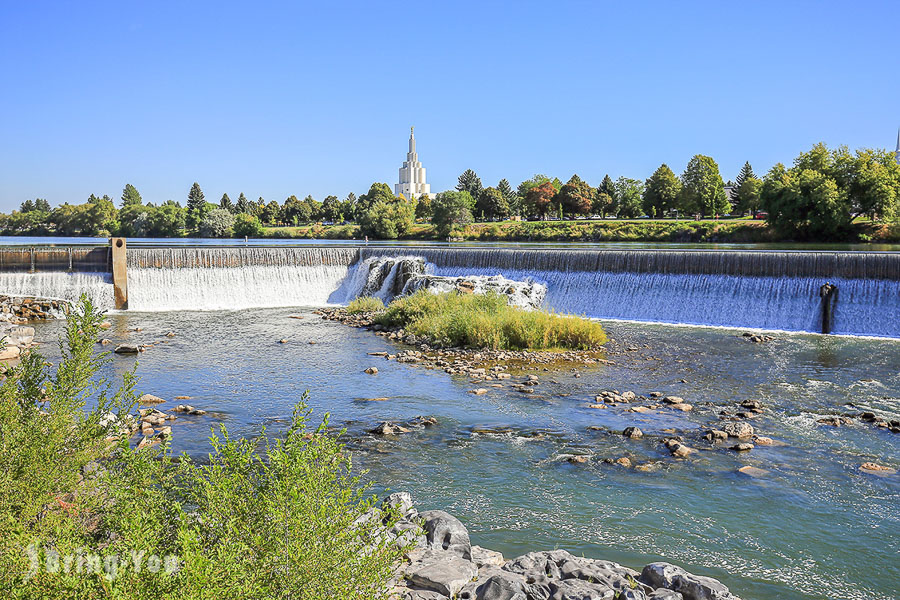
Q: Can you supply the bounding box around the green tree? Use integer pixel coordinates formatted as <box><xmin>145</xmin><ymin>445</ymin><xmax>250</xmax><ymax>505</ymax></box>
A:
<box><xmin>341</xmin><ymin>193</ymin><xmax>357</xmax><ymax>221</ymax></box>
<box><xmin>321</xmin><ymin>195</ymin><xmax>341</xmax><ymax>222</ymax></box>
<box><xmin>355</xmin><ymin>183</ymin><xmax>396</xmax><ymax>220</ymax></box>
<box><xmin>233</xmin><ymin>213</ymin><xmax>265</xmax><ymax>237</ymax></box>
<box><xmin>761</xmin><ymin>163</ymin><xmax>847</xmax><ymax>239</ymax></box>
<box><xmin>121</xmin><ymin>183</ymin><xmax>143</xmax><ymax>207</ymax></box>
<box><xmin>477</xmin><ymin>187</ymin><xmax>510</xmax><ymax>221</ymax></box>
<box><xmin>731</xmin><ymin>162</ymin><xmax>761</xmax><ymax>216</ymax></box>
<box><xmin>358</xmin><ymin>196</ymin><xmax>416</xmax><ymax>239</ymax></box>
<box><xmin>186</xmin><ymin>182</ymin><xmax>206</xmax><ymax>230</ymax></box>
<box><xmin>497</xmin><ymin>179</ymin><xmax>519</xmax><ymax>216</ymax></box>
<box><xmin>199</xmin><ymin>208</ymin><xmax>236</xmax><ymax>237</ymax></box>
<box><xmin>34</xmin><ymin>198</ymin><xmax>51</xmax><ymax>213</ymax></box>
<box><xmin>414</xmin><ymin>194</ymin><xmax>433</xmax><ymax>220</ymax></box>
<box><xmin>850</xmin><ymin>148</ymin><xmax>900</xmax><ymax>220</ymax></box>
<box><xmin>456</xmin><ymin>169</ymin><xmax>483</xmax><ymax>209</ymax></box>
<box><xmin>303</xmin><ymin>195</ymin><xmax>322</xmax><ymax>222</ymax></box>
<box><xmin>283</xmin><ymin>195</ymin><xmax>307</xmax><ymax>224</ymax></box>
<box><xmin>235</xmin><ymin>192</ymin><xmax>252</xmax><ymax>214</ymax></box>
<box><xmin>220</xmin><ymin>193</ymin><xmax>234</xmax><ymax>213</ymax></box>
<box><xmin>431</xmin><ymin>190</ymin><xmax>474</xmax><ymax>236</ymax></box>
<box><xmin>556</xmin><ymin>174</ymin><xmax>593</xmax><ymax>217</ymax></box>
<box><xmin>642</xmin><ymin>164</ymin><xmax>681</xmax><ymax>217</ymax></box>
<box><xmin>19</xmin><ymin>199</ymin><xmax>35</xmax><ymax>213</ymax></box>
<box><xmin>262</xmin><ymin>200</ymin><xmax>282</xmax><ymax>225</ymax></box>
<box><xmin>614</xmin><ymin>177</ymin><xmax>645</xmax><ymax>218</ymax></box>
<box><xmin>680</xmin><ymin>155</ymin><xmax>730</xmax><ymax>216</ymax></box>
<box><xmin>148</xmin><ymin>201</ymin><xmax>186</xmax><ymax>236</ymax></box>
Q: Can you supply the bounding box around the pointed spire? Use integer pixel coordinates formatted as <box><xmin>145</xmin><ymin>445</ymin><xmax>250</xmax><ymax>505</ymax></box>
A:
<box><xmin>409</xmin><ymin>126</ymin><xmax>416</xmax><ymax>154</ymax></box>
<box><xmin>896</xmin><ymin>127</ymin><xmax>899</xmax><ymax>153</ymax></box>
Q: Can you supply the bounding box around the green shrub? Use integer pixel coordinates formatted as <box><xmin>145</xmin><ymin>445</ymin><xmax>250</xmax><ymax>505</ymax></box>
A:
<box><xmin>376</xmin><ymin>290</ymin><xmax>607</xmax><ymax>351</ymax></box>
<box><xmin>347</xmin><ymin>296</ymin><xmax>385</xmax><ymax>314</ymax></box>
<box><xmin>233</xmin><ymin>213</ymin><xmax>265</xmax><ymax>238</ymax></box>
<box><xmin>0</xmin><ymin>296</ymin><xmax>404</xmax><ymax>599</ymax></box>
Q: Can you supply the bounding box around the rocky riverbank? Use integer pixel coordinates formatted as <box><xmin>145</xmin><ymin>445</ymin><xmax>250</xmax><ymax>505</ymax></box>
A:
<box><xmin>376</xmin><ymin>492</ymin><xmax>741</xmax><ymax>600</ymax></box>
<box><xmin>0</xmin><ymin>294</ymin><xmax>67</xmax><ymax>323</ymax></box>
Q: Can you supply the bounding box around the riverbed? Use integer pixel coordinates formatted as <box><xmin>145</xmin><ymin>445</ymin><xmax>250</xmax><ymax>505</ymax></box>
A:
<box><xmin>29</xmin><ymin>310</ymin><xmax>900</xmax><ymax>600</ymax></box>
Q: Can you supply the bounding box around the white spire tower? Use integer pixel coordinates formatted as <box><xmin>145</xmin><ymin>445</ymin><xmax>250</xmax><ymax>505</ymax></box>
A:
<box><xmin>895</xmin><ymin>127</ymin><xmax>900</xmax><ymax>164</ymax></box>
<box><xmin>395</xmin><ymin>127</ymin><xmax>435</xmax><ymax>200</ymax></box>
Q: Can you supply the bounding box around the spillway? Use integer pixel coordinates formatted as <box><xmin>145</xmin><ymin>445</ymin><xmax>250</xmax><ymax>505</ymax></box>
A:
<box><xmin>1</xmin><ymin>245</ymin><xmax>898</xmax><ymax>337</ymax></box>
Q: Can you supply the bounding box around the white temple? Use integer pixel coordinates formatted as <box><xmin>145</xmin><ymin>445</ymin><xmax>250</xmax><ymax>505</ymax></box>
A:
<box><xmin>395</xmin><ymin>127</ymin><xmax>435</xmax><ymax>200</ymax></box>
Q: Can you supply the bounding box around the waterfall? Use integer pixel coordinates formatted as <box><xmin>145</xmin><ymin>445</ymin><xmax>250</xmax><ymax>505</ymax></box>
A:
<box><xmin>0</xmin><ymin>272</ymin><xmax>113</xmax><ymax>309</ymax></box>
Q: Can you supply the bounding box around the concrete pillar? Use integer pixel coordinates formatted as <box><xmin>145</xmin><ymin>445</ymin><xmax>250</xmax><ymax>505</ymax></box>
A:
<box><xmin>111</xmin><ymin>237</ymin><xmax>128</xmax><ymax>309</ymax></box>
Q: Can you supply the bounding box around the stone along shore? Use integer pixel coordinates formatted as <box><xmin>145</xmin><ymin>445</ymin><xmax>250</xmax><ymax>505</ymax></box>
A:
<box><xmin>378</xmin><ymin>492</ymin><xmax>741</xmax><ymax>600</ymax></box>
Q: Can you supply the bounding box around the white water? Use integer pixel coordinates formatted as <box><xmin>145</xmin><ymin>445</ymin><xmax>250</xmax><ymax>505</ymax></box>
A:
<box><xmin>0</xmin><ymin>272</ymin><xmax>113</xmax><ymax>308</ymax></box>
<box><xmin>127</xmin><ymin>265</ymin><xmax>350</xmax><ymax>311</ymax></box>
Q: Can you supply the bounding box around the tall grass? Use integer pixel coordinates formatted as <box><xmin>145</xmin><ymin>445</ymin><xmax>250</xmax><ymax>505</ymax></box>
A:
<box><xmin>346</xmin><ymin>296</ymin><xmax>385</xmax><ymax>314</ymax></box>
<box><xmin>0</xmin><ymin>296</ymin><xmax>404</xmax><ymax>599</ymax></box>
<box><xmin>376</xmin><ymin>290</ymin><xmax>607</xmax><ymax>351</ymax></box>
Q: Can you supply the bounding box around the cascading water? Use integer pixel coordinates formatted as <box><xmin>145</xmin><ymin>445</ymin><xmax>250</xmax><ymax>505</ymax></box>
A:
<box><xmin>0</xmin><ymin>272</ymin><xmax>113</xmax><ymax>309</ymax></box>
<box><xmin>1</xmin><ymin>245</ymin><xmax>898</xmax><ymax>336</ymax></box>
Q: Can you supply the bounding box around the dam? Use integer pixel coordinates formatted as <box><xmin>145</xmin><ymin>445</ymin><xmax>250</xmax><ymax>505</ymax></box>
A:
<box><xmin>1</xmin><ymin>242</ymin><xmax>899</xmax><ymax>337</ymax></box>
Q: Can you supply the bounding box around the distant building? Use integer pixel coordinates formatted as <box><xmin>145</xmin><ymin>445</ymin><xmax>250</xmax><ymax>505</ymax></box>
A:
<box><xmin>895</xmin><ymin>127</ymin><xmax>900</xmax><ymax>164</ymax></box>
<box><xmin>395</xmin><ymin>127</ymin><xmax>435</xmax><ymax>200</ymax></box>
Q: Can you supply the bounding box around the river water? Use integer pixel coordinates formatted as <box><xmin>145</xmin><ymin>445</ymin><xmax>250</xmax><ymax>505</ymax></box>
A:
<box><xmin>29</xmin><ymin>309</ymin><xmax>900</xmax><ymax>600</ymax></box>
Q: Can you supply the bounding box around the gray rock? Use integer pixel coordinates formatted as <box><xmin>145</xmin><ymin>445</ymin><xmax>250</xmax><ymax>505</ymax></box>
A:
<box><xmin>723</xmin><ymin>422</ymin><xmax>754</xmax><ymax>438</ymax></box>
<box><xmin>639</xmin><ymin>563</ymin><xmax>738</xmax><ymax>600</ymax></box>
<box><xmin>471</xmin><ymin>545</ymin><xmax>505</xmax><ymax>568</ymax></box>
<box><xmin>461</xmin><ymin>569</ymin><xmax>529</xmax><ymax>600</ymax></box>
<box><xmin>403</xmin><ymin>589</ymin><xmax>448</xmax><ymax>600</ymax></box>
<box><xmin>419</xmin><ymin>510</ymin><xmax>472</xmax><ymax>560</ymax></box>
<box><xmin>384</xmin><ymin>491</ymin><xmax>415</xmax><ymax>517</ymax></box>
<box><xmin>649</xmin><ymin>590</ymin><xmax>683</xmax><ymax>600</ymax></box>
<box><xmin>405</xmin><ymin>549</ymin><xmax>478</xmax><ymax>597</ymax></box>
<box><xmin>503</xmin><ymin>550</ymin><xmax>572</xmax><ymax>582</ymax></box>
<box><xmin>623</xmin><ymin>426</ymin><xmax>644</xmax><ymax>439</ymax></box>
<box><xmin>558</xmin><ymin>558</ymin><xmax>642</xmax><ymax>591</ymax></box>
<box><xmin>114</xmin><ymin>344</ymin><xmax>140</xmax><ymax>354</ymax></box>
<box><xmin>548</xmin><ymin>578</ymin><xmax>617</xmax><ymax>600</ymax></box>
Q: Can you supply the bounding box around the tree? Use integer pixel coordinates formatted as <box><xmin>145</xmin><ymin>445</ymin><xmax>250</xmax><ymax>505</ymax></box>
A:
<box><xmin>456</xmin><ymin>170</ymin><xmax>483</xmax><ymax>209</ymax></box>
<box><xmin>556</xmin><ymin>174</ymin><xmax>593</xmax><ymax>217</ymax></box>
<box><xmin>431</xmin><ymin>191</ymin><xmax>474</xmax><ymax>236</ymax></box>
<box><xmin>731</xmin><ymin>162</ymin><xmax>761</xmax><ymax>216</ymax></box>
<box><xmin>355</xmin><ymin>183</ymin><xmax>395</xmax><ymax>220</ymax></box>
<box><xmin>121</xmin><ymin>184</ymin><xmax>142</xmax><ymax>207</ymax></box>
<box><xmin>357</xmin><ymin>196</ymin><xmax>416</xmax><ymax>239</ymax></box>
<box><xmin>680</xmin><ymin>155</ymin><xmax>730</xmax><ymax>216</ymax></box>
<box><xmin>761</xmin><ymin>163</ymin><xmax>847</xmax><ymax>239</ymax></box>
<box><xmin>321</xmin><ymin>195</ymin><xmax>341</xmax><ymax>222</ymax></box>
<box><xmin>283</xmin><ymin>195</ymin><xmax>307</xmax><ymax>224</ymax></box>
<box><xmin>342</xmin><ymin>193</ymin><xmax>357</xmax><ymax>221</ymax></box>
<box><xmin>849</xmin><ymin>148</ymin><xmax>900</xmax><ymax>220</ymax></box>
<box><xmin>303</xmin><ymin>195</ymin><xmax>322</xmax><ymax>222</ymax></box>
<box><xmin>235</xmin><ymin>193</ymin><xmax>252</xmax><ymax>214</ymax></box>
<box><xmin>148</xmin><ymin>201</ymin><xmax>186</xmax><ymax>236</ymax></box>
<box><xmin>19</xmin><ymin>199</ymin><xmax>35</xmax><ymax>213</ymax></box>
<box><xmin>233</xmin><ymin>213</ymin><xmax>265</xmax><ymax>238</ymax></box>
<box><xmin>642</xmin><ymin>164</ymin><xmax>681</xmax><ymax>217</ymax></box>
<box><xmin>524</xmin><ymin>181</ymin><xmax>557</xmax><ymax>220</ymax></box>
<box><xmin>414</xmin><ymin>194</ymin><xmax>433</xmax><ymax>220</ymax></box>
<box><xmin>497</xmin><ymin>179</ymin><xmax>519</xmax><ymax>216</ymax></box>
<box><xmin>34</xmin><ymin>198</ymin><xmax>51</xmax><ymax>213</ymax></box>
<box><xmin>186</xmin><ymin>182</ymin><xmax>206</xmax><ymax>229</ymax></box>
<box><xmin>477</xmin><ymin>187</ymin><xmax>510</xmax><ymax>221</ymax></box>
<box><xmin>261</xmin><ymin>200</ymin><xmax>281</xmax><ymax>225</ymax></box>
<box><xmin>220</xmin><ymin>193</ymin><xmax>234</xmax><ymax>213</ymax></box>
<box><xmin>614</xmin><ymin>177</ymin><xmax>645</xmax><ymax>218</ymax></box>
<box><xmin>199</xmin><ymin>208</ymin><xmax>236</xmax><ymax>237</ymax></box>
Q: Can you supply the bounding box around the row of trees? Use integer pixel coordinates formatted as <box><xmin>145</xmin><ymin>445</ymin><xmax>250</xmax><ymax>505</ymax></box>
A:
<box><xmin>4</xmin><ymin>144</ymin><xmax>898</xmax><ymax>239</ymax></box>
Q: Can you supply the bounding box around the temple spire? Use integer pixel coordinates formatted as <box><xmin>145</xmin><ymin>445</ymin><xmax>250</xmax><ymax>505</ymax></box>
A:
<box><xmin>896</xmin><ymin>127</ymin><xmax>900</xmax><ymax>164</ymax></box>
<box><xmin>396</xmin><ymin>127</ymin><xmax>434</xmax><ymax>199</ymax></box>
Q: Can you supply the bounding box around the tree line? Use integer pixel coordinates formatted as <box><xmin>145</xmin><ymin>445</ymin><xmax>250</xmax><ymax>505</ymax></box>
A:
<box><xmin>4</xmin><ymin>142</ymin><xmax>898</xmax><ymax>239</ymax></box>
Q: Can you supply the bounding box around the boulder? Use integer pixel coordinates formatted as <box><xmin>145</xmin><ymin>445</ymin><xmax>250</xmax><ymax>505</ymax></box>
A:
<box><xmin>649</xmin><ymin>591</ymin><xmax>684</xmax><ymax>600</ymax></box>
<box><xmin>419</xmin><ymin>510</ymin><xmax>472</xmax><ymax>560</ymax></box>
<box><xmin>114</xmin><ymin>344</ymin><xmax>140</xmax><ymax>354</ymax></box>
<box><xmin>729</xmin><ymin>443</ymin><xmax>754</xmax><ymax>452</ymax></box>
<box><xmin>405</xmin><ymin>549</ymin><xmax>478</xmax><ymax>597</ymax></box>
<box><xmin>466</xmin><ymin>571</ymin><xmax>529</xmax><ymax>600</ymax></box>
<box><xmin>623</xmin><ymin>427</ymin><xmax>644</xmax><ymax>439</ymax></box>
<box><xmin>639</xmin><ymin>563</ymin><xmax>739</xmax><ymax>600</ymax></box>
<box><xmin>471</xmin><ymin>545</ymin><xmax>505</xmax><ymax>568</ymax></box>
<box><xmin>369</xmin><ymin>422</ymin><xmax>410</xmax><ymax>436</ymax></box>
<box><xmin>548</xmin><ymin>578</ymin><xmax>620</xmax><ymax>599</ymax></box>
<box><xmin>0</xmin><ymin>345</ymin><xmax>21</xmax><ymax>360</ymax></box>
<box><xmin>723</xmin><ymin>422</ymin><xmax>754</xmax><ymax>438</ymax></box>
<box><xmin>364</xmin><ymin>366</ymin><xmax>379</xmax><ymax>374</ymax></box>
<box><xmin>138</xmin><ymin>394</ymin><xmax>165</xmax><ymax>405</ymax></box>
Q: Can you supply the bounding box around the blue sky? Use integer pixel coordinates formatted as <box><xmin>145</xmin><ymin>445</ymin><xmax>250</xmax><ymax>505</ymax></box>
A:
<box><xmin>1</xmin><ymin>1</ymin><xmax>898</xmax><ymax>211</ymax></box>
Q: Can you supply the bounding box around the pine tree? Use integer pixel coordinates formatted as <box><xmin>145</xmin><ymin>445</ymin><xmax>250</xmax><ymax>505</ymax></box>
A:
<box><xmin>220</xmin><ymin>193</ymin><xmax>234</xmax><ymax>213</ymax></box>
<box><xmin>121</xmin><ymin>183</ymin><xmax>143</xmax><ymax>207</ymax></box>
<box><xmin>456</xmin><ymin>169</ymin><xmax>483</xmax><ymax>205</ymax></box>
<box><xmin>236</xmin><ymin>193</ymin><xmax>251</xmax><ymax>214</ymax></box>
<box><xmin>734</xmin><ymin>162</ymin><xmax>755</xmax><ymax>191</ymax></box>
<box><xmin>186</xmin><ymin>182</ymin><xmax>206</xmax><ymax>230</ymax></box>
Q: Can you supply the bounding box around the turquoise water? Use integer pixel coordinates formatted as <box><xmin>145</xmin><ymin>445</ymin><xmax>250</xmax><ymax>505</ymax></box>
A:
<box><xmin>30</xmin><ymin>310</ymin><xmax>900</xmax><ymax>600</ymax></box>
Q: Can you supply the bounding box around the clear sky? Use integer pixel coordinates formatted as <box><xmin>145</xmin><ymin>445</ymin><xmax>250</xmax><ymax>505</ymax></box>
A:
<box><xmin>1</xmin><ymin>1</ymin><xmax>898</xmax><ymax>211</ymax></box>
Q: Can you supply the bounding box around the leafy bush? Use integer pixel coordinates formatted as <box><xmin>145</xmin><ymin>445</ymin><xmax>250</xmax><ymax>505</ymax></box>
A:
<box><xmin>199</xmin><ymin>208</ymin><xmax>235</xmax><ymax>238</ymax></box>
<box><xmin>376</xmin><ymin>290</ymin><xmax>607</xmax><ymax>350</ymax></box>
<box><xmin>0</xmin><ymin>297</ymin><xmax>404</xmax><ymax>598</ymax></box>
<box><xmin>347</xmin><ymin>296</ymin><xmax>385</xmax><ymax>314</ymax></box>
<box><xmin>233</xmin><ymin>213</ymin><xmax>265</xmax><ymax>238</ymax></box>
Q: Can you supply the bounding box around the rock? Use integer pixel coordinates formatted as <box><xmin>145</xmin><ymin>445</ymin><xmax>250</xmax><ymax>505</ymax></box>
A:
<box><xmin>165</xmin><ymin>331</ymin><xmax>176</xmax><ymax>337</ymax></box>
<box><xmin>383</xmin><ymin>492</ymin><xmax>416</xmax><ymax>518</ymax></box>
<box><xmin>671</xmin><ymin>403</ymin><xmax>693</xmax><ymax>412</ymax></box>
<box><xmin>751</xmin><ymin>436</ymin><xmax>775</xmax><ymax>446</ymax></box>
<box><xmin>730</xmin><ymin>443</ymin><xmax>754</xmax><ymax>452</ymax></box>
<box><xmin>369</xmin><ymin>422</ymin><xmax>410</xmax><ymax>436</ymax></box>
<box><xmin>669</xmin><ymin>443</ymin><xmax>695</xmax><ymax>458</ymax></box>
<box><xmin>649</xmin><ymin>591</ymin><xmax>684</xmax><ymax>600</ymax></box>
<box><xmin>114</xmin><ymin>344</ymin><xmax>140</xmax><ymax>354</ymax></box>
<box><xmin>860</xmin><ymin>462</ymin><xmax>897</xmax><ymax>476</ymax></box>
<box><xmin>278</xmin><ymin>338</ymin><xmax>288</xmax><ymax>344</ymax></box>
<box><xmin>138</xmin><ymin>393</ymin><xmax>165</xmax><ymax>405</ymax></box>
<box><xmin>723</xmin><ymin>422</ymin><xmax>754</xmax><ymax>438</ymax></box>
<box><xmin>736</xmin><ymin>466</ymin><xmax>769</xmax><ymax>478</ymax></box>
<box><xmin>470</xmin><ymin>545</ymin><xmax>505</xmax><ymax>568</ymax></box>
<box><xmin>419</xmin><ymin>510</ymin><xmax>472</xmax><ymax>560</ymax></box>
<box><xmin>0</xmin><ymin>345</ymin><xmax>21</xmax><ymax>360</ymax></box>
<box><xmin>663</xmin><ymin>396</ymin><xmax>685</xmax><ymax>405</ymax></box>
<box><xmin>615</xmin><ymin>457</ymin><xmax>633</xmax><ymax>468</ymax></box>
<box><xmin>623</xmin><ymin>427</ymin><xmax>644</xmax><ymax>439</ymax></box>
<box><xmin>464</xmin><ymin>570</ymin><xmax>529</xmax><ymax>600</ymax></box>
<box><xmin>621</xmin><ymin>391</ymin><xmax>636</xmax><ymax>401</ymax></box>
<box><xmin>364</xmin><ymin>367</ymin><xmax>379</xmax><ymax>374</ymax></box>
<box><xmin>98</xmin><ymin>321</ymin><xmax>112</xmax><ymax>330</ymax></box>
<box><xmin>704</xmin><ymin>429</ymin><xmax>728</xmax><ymax>442</ymax></box>
<box><xmin>549</xmin><ymin>578</ymin><xmax>625</xmax><ymax>599</ymax></box>
<box><xmin>639</xmin><ymin>562</ymin><xmax>738</xmax><ymax>600</ymax></box>
<box><xmin>99</xmin><ymin>338</ymin><xmax>112</xmax><ymax>345</ymax></box>
<box><xmin>471</xmin><ymin>388</ymin><xmax>488</xmax><ymax>395</ymax></box>
<box><xmin>405</xmin><ymin>549</ymin><xmax>478</xmax><ymax>597</ymax></box>
<box><xmin>567</xmin><ymin>455</ymin><xmax>590</xmax><ymax>464</ymax></box>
